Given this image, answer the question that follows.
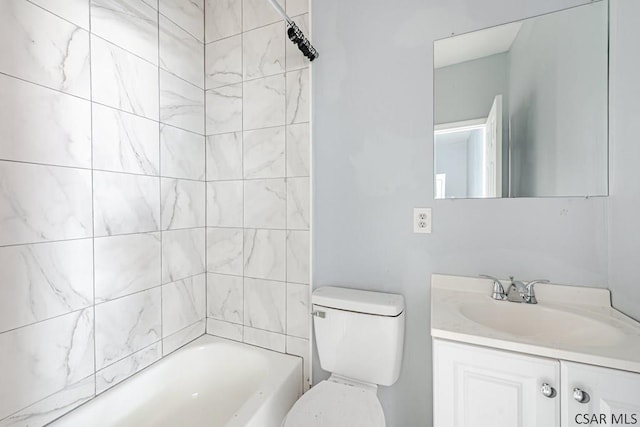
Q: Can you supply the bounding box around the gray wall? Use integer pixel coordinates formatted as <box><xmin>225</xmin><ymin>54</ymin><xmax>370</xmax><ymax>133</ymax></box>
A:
<box><xmin>312</xmin><ymin>0</ymin><xmax>621</xmax><ymax>426</ymax></box>
<box><xmin>609</xmin><ymin>0</ymin><xmax>640</xmax><ymax>322</ymax></box>
<box><xmin>508</xmin><ymin>2</ymin><xmax>608</xmax><ymax>197</ymax></box>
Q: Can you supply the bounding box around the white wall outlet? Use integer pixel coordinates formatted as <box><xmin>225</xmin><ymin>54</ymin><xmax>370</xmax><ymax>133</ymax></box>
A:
<box><xmin>413</xmin><ymin>208</ymin><xmax>432</xmax><ymax>234</ymax></box>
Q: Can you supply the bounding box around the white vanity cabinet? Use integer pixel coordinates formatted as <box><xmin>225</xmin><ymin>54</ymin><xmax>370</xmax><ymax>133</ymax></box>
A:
<box><xmin>561</xmin><ymin>361</ymin><xmax>640</xmax><ymax>426</ymax></box>
<box><xmin>433</xmin><ymin>339</ymin><xmax>640</xmax><ymax>427</ymax></box>
<box><xmin>433</xmin><ymin>339</ymin><xmax>560</xmax><ymax>427</ymax></box>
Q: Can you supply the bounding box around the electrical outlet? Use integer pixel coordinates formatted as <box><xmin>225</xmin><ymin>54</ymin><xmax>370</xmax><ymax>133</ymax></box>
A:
<box><xmin>413</xmin><ymin>208</ymin><xmax>432</xmax><ymax>234</ymax></box>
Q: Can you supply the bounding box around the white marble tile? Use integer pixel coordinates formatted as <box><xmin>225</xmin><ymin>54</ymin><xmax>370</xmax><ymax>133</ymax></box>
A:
<box><xmin>206</xmin><ymin>84</ymin><xmax>242</xmax><ymax>135</ymax></box>
<box><xmin>160</xmin><ymin>15</ymin><xmax>204</xmax><ymax>88</ymax></box>
<box><xmin>287</xmin><ymin>230</ymin><xmax>309</xmax><ymax>284</ymax></box>
<box><xmin>287</xmin><ymin>177</ymin><xmax>310</xmax><ymax>229</ymax></box>
<box><xmin>206</xmin><ymin>181</ymin><xmax>243</xmax><ymax>227</ymax></box>
<box><xmin>162</xmin><ymin>274</ymin><xmax>206</xmax><ymax>337</ymax></box>
<box><xmin>206</xmin><ymin>318</ymin><xmax>242</xmax><ymax>341</ymax></box>
<box><xmin>244</xmin><ymin>278</ymin><xmax>285</xmax><ymax>333</ymax></box>
<box><xmin>205</xmin><ymin>35</ymin><xmax>242</xmax><ymax>89</ymax></box>
<box><xmin>159</xmin><ymin>0</ymin><xmax>204</xmax><ymax>41</ymax></box>
<box><xmin>28</xmin><ymin>0</ymin><xmax>90</xmax><ymax>30</ymax></box>
<box><xmin>92</xmin><ymin>36</ymin><xmax>159</xmax><ymax>120</ymax></box>
<box><xmin>0</xmin><ymin>239</ymin><xmax>93</xmax><ymax>334</ymax></box>
<box><xmin>286</xmin><ymin>335</ymin><xmax>310</xmax><ymax>390</ymax></box>
<box><xmin>285</xmin><ymin>14</ymin><xmax>310</xmax><ymax>71</ymax></box>
<box><xmin>160</xmin><ymin>125</ymin><xmax>206</xmax><ymax>180</ymax></box>
<box><xmin>244</xmin><ymin>179</ymin><xmax>286</xmax><ymax>229</ymax></box>
<box><xmin>96</xmin><ymin>342</ymin><xmax>161</xmax><ymax>394</ymax></box>
<box><xmin>161</xmin><ymin>179</ymin><xmax>206</xmax><ymax>230</ymax></box>
<box><xmin>0</xmin><ymin>0</ymin><xmax>90</xmax><ymax>99</ymax></box>
<box><xmin>0</xmin><ymin>161</ymin><xmax>92</xmax><ymax>246</ymax></box>
<box><xmin>286</xmin><ymin>0</ymin><xmax>308</xmax><ymax>20</ymax></box>
<box><xmin>243</xmin><ymin>326</ymin><xmax>285</xmax><ymax>352</ymax></box>
<box><xmin>93</xmin><ymin>171</ymin><xmax>160</xmax><ymax>236</ymax></box>
<box><xmin>205</xmin><ymin>0</ymin><xmax>241</xmax><ymax>42</ymax></box>
<box><xmin>160</xmin><ymin>70</ymin><xmax>205</xmax><ymax>134</ymax></box>
<box><xmin>93</xmin><ymin>103</ymin><xmax>160</xmax><ymax>176</ymax></box>
<box><xmin>91</xmin><ymin>0</ymin><xmax>158</xmax><ymax>64</ymax></box>
<box><xmin>162</xmin><ymin>228</ymin><xmax>206</xmax><ymax>283</ymax></box>
<box><xmin>286</xmin><ymin>123</ymin><xmax>310</xmax><ymax>177</ymax></box>
<box><xmin>243</xmin><ymin>22</ymin><xmax>285</xmax><ymax>81</ymax></box>
<box><xmin>95</xmin><ymin>288</ymin><xmax>161</xmax><ymax>370</ymax></box>
<box><xmin>163</xmin><ymin>318</ymin><xmax>205</xmax><ymax>355</ymax></box>
<box><xmin>244</xmin><ymin>229</ymin><xmax>286</xmax><ymax>281</ymax></box>
<box><xmin>206</xmin><ymin>132</ymin><xmax>243</xmax><ymax>180</ymax></box>
<box><xmin>207</xmin><ymin>228</ymin><xmax>243</xmax><ymax>275</ymax></box>
<box><xmin>0</xmin><ymin>74</ymin><xmax>91</xmax><ymax>168</ymax></box>
<box><xmin>242</xmin><ymin>0</ymin><xmax>280</xmax><ymax>31</ymax></box>
<box><xmin>0</xmin><ymin>309</ymin><xmax>94</xmax><ymax>420</ymax></box>
<box><xmin>243</xmin><ymin>75</ymin><xmax>285</xmax><ymax>130</ymax></box>
<box><xmin>207</xmin><ymin>273</ymin><xmax>243</xmax><ymax>323</ymax></box>
<box><xmin>286</xmin><ymin>282</ymin><xmax>309</xmax><ymax>338</ymax></box>
<box><xmin>0</xmin><ymin>376</ymin><xmax>94</xmax><ymax>427</ymax></box>
<box><xmin>286</xmin><ymin>68</ymin><xmax>310</xmax><ymax>124</ymax></box>
<box><xmin>244</xmin><ymin>127</ymin><xmax>286</xmax><ymax>179</ymax></box>
<box><xmin>94</xmin><ymin>232</ymin><xmax>161</xmax><ymax>302</ymax></box>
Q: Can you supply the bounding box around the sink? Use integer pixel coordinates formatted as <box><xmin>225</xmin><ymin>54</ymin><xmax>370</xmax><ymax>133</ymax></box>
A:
<box><xmin>459</xmin><ymin>300</ymin><xmax>625</xmax><ymax>347</ymax></box>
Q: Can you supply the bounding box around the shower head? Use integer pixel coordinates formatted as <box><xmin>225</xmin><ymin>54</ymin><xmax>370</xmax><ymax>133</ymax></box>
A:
<box><xmin>266</xmin><ymin>0</ymin><xmax>319</xmax><ymax>62</ymax></box>
<box><xmin>287</xmin><ymin>21</ymin><xmax>319</xmax><ymax>61</ymax></box>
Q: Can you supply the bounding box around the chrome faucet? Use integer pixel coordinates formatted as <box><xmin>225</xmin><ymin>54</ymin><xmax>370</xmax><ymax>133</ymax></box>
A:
<box><xmin>506</xmin><ymin>276</ymin><xmax>549</xmax><ymax>304</ymax></box>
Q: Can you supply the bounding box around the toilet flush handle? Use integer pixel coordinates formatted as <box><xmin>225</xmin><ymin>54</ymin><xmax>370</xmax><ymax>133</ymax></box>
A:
<box><xmin>311</xmin><ymin>310</ymin><xmax>325</xmax><ymax>318</ymax></box>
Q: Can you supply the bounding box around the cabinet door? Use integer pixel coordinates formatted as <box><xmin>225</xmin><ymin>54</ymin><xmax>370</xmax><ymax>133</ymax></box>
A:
<box><xmin>561</xmin><ymin>361</ymin><xmax>640</xmax><ymax>427</ymax></box>
<box><xmin>433</xmin><ymin>339</ymin><xmax>560</xmax><ymax>427</ymax></box>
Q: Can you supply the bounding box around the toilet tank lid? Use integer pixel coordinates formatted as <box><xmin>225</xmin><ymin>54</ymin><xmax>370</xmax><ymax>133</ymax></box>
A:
<box><xmin>312</xmin><ymin>286</ymin><xmax>405</xmax><ymax>316</ymax></box>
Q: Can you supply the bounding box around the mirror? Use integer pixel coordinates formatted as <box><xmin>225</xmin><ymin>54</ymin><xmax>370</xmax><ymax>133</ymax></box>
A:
<box><xmin>433</xmin><ymin>1</ymin><xmax>608</xmax><ymax>199</ymax></box>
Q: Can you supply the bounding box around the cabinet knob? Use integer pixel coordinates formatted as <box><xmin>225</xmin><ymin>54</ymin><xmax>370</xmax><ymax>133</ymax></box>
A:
<box><xmin>541</xmin><ymin>383</ymin><xmax>556</xmax><ymax>398</ymax></box>
<box><xmin>573</xmin><ymin>388</ymin><xmax>590</xmax><ymax>403</ymax></box>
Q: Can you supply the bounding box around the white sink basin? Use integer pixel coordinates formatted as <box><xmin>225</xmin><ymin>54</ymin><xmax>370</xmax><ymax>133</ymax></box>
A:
<box><xmin>459</xmin><ymin>300</ymin><xmax>625</xmax><ymax>347</ymax></box>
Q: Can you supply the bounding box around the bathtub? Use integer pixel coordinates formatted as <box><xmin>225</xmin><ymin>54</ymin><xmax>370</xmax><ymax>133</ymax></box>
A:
<box><xmin>50</xmin><ymin>335</ymin><xmax>302</xmax><ymax>427</ymax></box>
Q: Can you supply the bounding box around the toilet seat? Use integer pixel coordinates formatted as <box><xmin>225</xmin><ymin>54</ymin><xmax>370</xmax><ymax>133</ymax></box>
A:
<box><xmin>282</xmin><ymin>378</ymin><xmax>385</xmax><ymax>427</ymax></box>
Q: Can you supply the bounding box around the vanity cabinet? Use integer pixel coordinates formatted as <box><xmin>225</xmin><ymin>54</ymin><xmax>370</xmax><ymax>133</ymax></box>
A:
<box><xmin>433</xmin><ymin>339</ymin><xmax>640</xmax><ymax>427</ymax></box>
<box><xmin>433</xmin><ymin>339</ymin><xmax>559</xmax><ymax>427</ymax></box>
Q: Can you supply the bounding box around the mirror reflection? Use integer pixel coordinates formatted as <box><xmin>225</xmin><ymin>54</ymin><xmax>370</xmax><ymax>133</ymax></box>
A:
<box><xmin>434</xmin><ymin>1</ymin><xmax>608</xmax><ymax>199</ymax></box>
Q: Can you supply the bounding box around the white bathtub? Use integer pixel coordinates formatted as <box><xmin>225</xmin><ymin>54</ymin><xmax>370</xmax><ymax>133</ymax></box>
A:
<box><xmin>50</xmin><ymin>335</ymin><xmax>302</xmax><ymax>427</ymax></box>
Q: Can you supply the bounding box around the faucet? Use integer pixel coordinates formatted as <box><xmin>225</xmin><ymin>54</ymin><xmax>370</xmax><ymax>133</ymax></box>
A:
<box><xmin>506</xmin><ymin>277</ymin><xmax>550</xmax><ymax>304</ymax></box>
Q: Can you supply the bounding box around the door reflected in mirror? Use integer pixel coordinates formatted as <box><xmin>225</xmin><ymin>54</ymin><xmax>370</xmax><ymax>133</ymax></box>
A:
<box><xmin>433</xmin><ymin>1</ymin><xmax>608</xmax><ymax>199</ymax></box>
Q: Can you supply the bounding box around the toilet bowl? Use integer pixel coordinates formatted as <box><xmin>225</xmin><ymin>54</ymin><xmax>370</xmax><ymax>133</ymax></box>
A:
<box><xmin>282</xmin><ymin>286</ymin><xmax>405</xmax><ymax>427</ymax></box>
<box><xmin>282</xmin><ymin>376</ymin><xmax>385</xmax><ymax>427</ymax></box>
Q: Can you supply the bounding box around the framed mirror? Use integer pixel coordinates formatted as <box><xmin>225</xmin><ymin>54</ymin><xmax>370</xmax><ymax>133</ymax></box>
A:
<box><xmin>433</xmin><ymin>1</ymin><xmax>609</xmax><ymax>199</ymax></box>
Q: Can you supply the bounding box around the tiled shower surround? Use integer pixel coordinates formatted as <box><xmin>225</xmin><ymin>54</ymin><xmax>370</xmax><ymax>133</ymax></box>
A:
<box><xmin>204</xmin><ymin>0</ymin><xmax>312</xmax><ymax>388</ymax></box>
<box><xmin>0</xmin><ymin>0</ymin><xmax>310</xmax><ymax>425</ymax></box>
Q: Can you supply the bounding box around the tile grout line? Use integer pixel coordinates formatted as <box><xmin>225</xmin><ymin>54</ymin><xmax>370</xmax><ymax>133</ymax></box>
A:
<box><xmin>241</xmin><ymin>0</ymin><xmax>246</xmax><ymax>344</ymax></box>
<box><xmin>284</xmin><ymin>0</ymin><xmax>289</xmax><ymax>350</ymax></box>
<box><xmin>203</xmin><ymin>0</ymin><xmax>209</xmax><ymax>335</ymax></box>
<box><xmin>157</xmin><ymin>2</ymin><xmax>164</xmax><ymax>356</ymax></box>
<box><xmin>88</xmin><ymin>0</ymin><xmax>97</xmax><ymax>399</ymax></box>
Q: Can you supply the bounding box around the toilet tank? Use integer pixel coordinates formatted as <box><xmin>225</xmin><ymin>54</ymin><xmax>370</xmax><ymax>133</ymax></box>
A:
<box><xmin>312</xmin><ymin>286</ymin><xmax>405</xmax><ymax>387</ymax></box>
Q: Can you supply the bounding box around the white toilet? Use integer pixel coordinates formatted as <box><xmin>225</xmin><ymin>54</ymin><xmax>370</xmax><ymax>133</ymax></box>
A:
<box><xmin>282</xmin><ymin>286</ymin><xmax>405</xmax><ymax>427</ymax></box>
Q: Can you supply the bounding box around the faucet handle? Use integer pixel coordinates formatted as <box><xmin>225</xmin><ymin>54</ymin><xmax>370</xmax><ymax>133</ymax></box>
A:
<box><xmin>480</xmin><ymin>274</ymin><xmax>508</xmax><ymax>301</ymax></box>
<box><xmin>523</xmin><ymin>279</ymin><xmax>549</xmax><ymax>304</ymax></box>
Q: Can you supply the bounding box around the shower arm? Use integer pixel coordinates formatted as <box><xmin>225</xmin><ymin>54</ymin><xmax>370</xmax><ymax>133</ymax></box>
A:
<box><xmin>265</xmin><ymin>0</ymin><xmax>319</xmax><ymax>61</ymax></box>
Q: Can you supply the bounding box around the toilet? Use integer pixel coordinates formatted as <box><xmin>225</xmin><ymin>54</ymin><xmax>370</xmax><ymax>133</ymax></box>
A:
<box><xmin>282</xmin><ymin>286</ymin><xmax>405</xmax><ymax>427</ymax></box>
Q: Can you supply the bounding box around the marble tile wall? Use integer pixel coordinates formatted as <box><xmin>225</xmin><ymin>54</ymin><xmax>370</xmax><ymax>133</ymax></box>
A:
<box><xmin>204</xmin><ymin>0</ymin><xmax>312</xmax><ymax>390</ymax></box>
<box><xmin>0</xmin><ymin>0</ymin><xmax>206</xmax><ymax>425</ymax></box>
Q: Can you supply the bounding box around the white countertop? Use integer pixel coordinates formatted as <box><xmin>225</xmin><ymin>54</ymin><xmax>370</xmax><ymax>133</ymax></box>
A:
<box><xmin>431</xmin><ymin>274</ymin><xmax>640</xmax><ymax>373</ymax></box>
